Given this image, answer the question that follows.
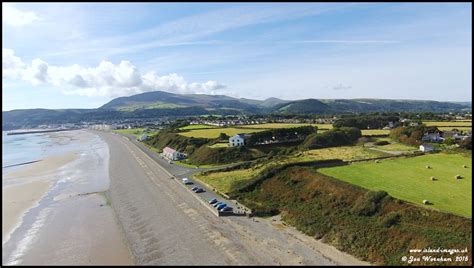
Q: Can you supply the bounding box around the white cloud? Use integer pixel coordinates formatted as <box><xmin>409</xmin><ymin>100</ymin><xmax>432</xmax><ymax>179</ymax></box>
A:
<box><xmin>3</xmin><ymin>49</ymin><xmax>226</xmax><ymax>97</ymax></box>
<box><xmin>2</xmin><ymin>48</ymin><xmax>25</xmax><ymax>78</ymax></box>
<box><xmin>2</xmin><ymin>4</ymin><xmax>40</xmax><ymax>26</ymax></box>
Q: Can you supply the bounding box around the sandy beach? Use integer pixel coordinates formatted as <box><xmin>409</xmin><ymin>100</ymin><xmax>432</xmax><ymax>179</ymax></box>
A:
<box><xmin>2</xmin><ymin>130</ymin><xmax>133</xmax><ymax>265</ymax></box>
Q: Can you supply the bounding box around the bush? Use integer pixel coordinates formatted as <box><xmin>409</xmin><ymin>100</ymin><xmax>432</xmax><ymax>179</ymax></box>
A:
<box><xmin>379</xmin><ymin>212</ymin><xmax>401</xmax><ymax>227</ymax></box>
<box><xmin>352</xmin><ymin>190</ymin><xmax>388</xmax><ymax>216</ymax></box>
<box><xmin>374</xmin><ymin>140</ymin><xmax>390</xmax><ymax>146</ymax></box>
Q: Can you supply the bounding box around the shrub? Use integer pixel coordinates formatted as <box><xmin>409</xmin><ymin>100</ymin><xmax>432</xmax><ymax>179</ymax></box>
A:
<box><xmin>374</xmin><ymin>140</ymin><xmax>390</xmax><ymax>146</ymax></box>
<box><xmin>379</xmin><ymin>212</ymin><xmax>401</xmax><ymax>227</ymax></box>
<box><xmin>352</xmin><ymin>190</ymin><xmax>388</xmax><ymax>216</ymax></box>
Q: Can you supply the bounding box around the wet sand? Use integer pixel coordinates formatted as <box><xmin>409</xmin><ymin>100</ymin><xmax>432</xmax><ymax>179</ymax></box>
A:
<box><xmin>2</xmin><ymin>180</ymin><xmax>52</xmax><ymax>244</ymax></box>
<box><xmin>2</xmin><ymin>130</ymin><xmax>134</xmax><ymax>265</ymax></box>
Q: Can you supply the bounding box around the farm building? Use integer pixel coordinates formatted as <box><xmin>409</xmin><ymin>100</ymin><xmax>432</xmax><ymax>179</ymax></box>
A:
<box><xmin>162</xmin><ymin>146</ymin><xmax>186</xmax><ymax>161</ymax></box>
<box><xmin>229</xmin><ymin>134</ymin><xmax>248</xmax><ymax>147</ymax></box>
<box><xmin>419</xmin><ymin>144</ymin><xmax>435</xmax><ymax>152</ymax></box>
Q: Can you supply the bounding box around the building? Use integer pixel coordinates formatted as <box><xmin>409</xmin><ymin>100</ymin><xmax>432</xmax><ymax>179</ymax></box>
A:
<box><xmin>229</xmin><ymin>134</ymin><xmax>246</xmax><ymax>147</ymax></box>
<box><xmin>419</xmin><ymin>144</ymin><xmax>435</xmax><ymax>152</ymax></box>
<box><xmin>422</xmin><ymin>132</ymin><xmax>444</xmax><ymax>143</ymax></box>
<box><xmin>162</xmin><ymin>146</ymin><xmax>186</xmax><ymax>161</ymax></box>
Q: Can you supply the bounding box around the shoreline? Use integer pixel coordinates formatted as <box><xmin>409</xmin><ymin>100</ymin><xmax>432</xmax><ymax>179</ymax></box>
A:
<box><xmin>2</xmin><ymin>130</ymin><xmax>134</xmax><ymax>265</ymax></box>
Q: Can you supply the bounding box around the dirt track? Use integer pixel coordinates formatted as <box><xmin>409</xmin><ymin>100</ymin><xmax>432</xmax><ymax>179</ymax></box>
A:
<box><xmin>96</xmin><ymin>131</ymin><xmax>369</xmax><ymax>265</ymax></box>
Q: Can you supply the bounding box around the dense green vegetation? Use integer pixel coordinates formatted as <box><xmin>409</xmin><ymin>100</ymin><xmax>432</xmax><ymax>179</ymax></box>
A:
<box><xmin>319</xmin><ymin>153</ymin><xmax>472</xmax><ymax>217</ymax></box>
<box><xmin>333</xmin><ymin>115</ymin><xmax>399</xmax><ymax>129</ymax></box>
<box><xmin>232</xmin><ymin>166</ymin><xmax>472</xmax><ymax>265</ymax></box>
<box><xmin>302</xmin><ymin>127</ymin><xmax>361</xmax><ymax>149</ymax></box>
<box><xmin>187</xmin><ymin>145</ymin><xmax>265</xmax><ymax>165</ymax></box>
<box><xmin>390</xmin><ymin>125</ymin><xmax>439</xmax><ymax>146</ymax></box>
<box><xmin>245</xmin><ymin>126</ymin><xmax>316</xmax><ymax>146</ymax></box>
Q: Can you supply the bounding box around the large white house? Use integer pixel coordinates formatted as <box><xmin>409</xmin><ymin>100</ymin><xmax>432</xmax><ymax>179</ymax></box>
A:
<box><xmin>162</xmin><ymin>146</ymin><xmax>186</xmax><ymax>161</ymax></box>
<box><xmin>229</xmin><ymin>134</ymin><xmax>245</xmax><ymax>147</ymax></box>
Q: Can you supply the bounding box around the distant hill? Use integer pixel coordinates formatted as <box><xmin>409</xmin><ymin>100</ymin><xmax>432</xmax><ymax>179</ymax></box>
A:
<box><xmin>3</xmin><ymin>90</ymin><xmax>471</xmax><ymax>130</ymax></box>
<box><xmin>274</xmin><ymin>98</ymin><xmax>472</xmax><ymax>114</ymax></box>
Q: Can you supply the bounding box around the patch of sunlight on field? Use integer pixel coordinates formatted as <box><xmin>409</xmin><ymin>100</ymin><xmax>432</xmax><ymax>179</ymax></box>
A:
<box><xmin>319</xmin><ymin>153</ymin><xmax>472</xmax><ymax>217</ymax></box>
<box><xmin>423</xmin><ymin>121</ymin><xmax>472</xmax><ymax>127</ymax></box>
<box><xmin>361</xmin><ymin>129</ymin><xmax>390</xmax><ymax>136</ymax></box>
<box><xmin>238</xmin><ymin>123</ymin><xmax>333</xmax><ymax>129</ymax></box>
<box><xmin>178</xmin><ymin>127</ymin><xmax>267</xmax><ymax>138</ymax></box>
<box><xmin>178</xmin><ymin>124</ymin><xmax>219</xmax><ymax>130</ymax></box>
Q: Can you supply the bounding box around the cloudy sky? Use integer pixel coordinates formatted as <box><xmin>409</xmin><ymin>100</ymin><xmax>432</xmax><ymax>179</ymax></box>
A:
<box><xmin>2</xmin><ymin>3</ymin><xmax>472</xmax><ymax>111</ymax></box>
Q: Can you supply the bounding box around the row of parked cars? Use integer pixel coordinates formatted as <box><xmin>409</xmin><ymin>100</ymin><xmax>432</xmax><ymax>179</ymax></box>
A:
<box><xmin>208</xmin><ymin>198</ymin><xmax>233</xmax><ymax>212</ymax></box>
<box><xmin>182</xmin><ymin>177</ymin><xmax>233</xmax><ymax>213</ymax></box>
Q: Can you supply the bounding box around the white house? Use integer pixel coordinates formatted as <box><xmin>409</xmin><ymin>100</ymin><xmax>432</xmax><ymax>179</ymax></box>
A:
<box><xmin>419</xmin><ymin>144</ymin><xmax>435</xmax><ymax>152</ymax></box>
<box><xmin>229</xmin><ymin>134</ymin><xmax>245</xmax><ymax>147</ymax></box>
<box><xmin>162</xmin><ymin>146</ymin><xmax>186</xmax><ymax>161</ymax></box>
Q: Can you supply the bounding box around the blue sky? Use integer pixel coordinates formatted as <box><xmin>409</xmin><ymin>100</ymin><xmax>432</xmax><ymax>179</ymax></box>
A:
<box><xmin>2</xmin><ymin>3</ymin><xmax>472</xmax><ymax>111</ymax></box>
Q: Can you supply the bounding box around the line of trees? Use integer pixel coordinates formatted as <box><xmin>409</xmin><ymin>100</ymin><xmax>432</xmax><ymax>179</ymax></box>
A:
<box><xmin>333</xmin><ymin>115</ymin><xmax>399</xmax><ymax>130</ymax></box>
<box><xmin>302</xmin><ymin>127</ymin><xmax>362</xmax><ymax>149</ymax></box>
<box><xmin>389</xmin><ymin>125</ymin><xmax>439</xmax><ymax>146</ymax></box>
<box><xmin>245</xmin><ymin>126</ymin><xmax>317</xmax><ymax>146</ymax></box>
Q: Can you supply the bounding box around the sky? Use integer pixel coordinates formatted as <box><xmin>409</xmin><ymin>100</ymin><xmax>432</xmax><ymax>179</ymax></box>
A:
<box><xmin>2</xmin><ymin>2</ymin><xmax>472</xmax><ymax>111</ymax></box>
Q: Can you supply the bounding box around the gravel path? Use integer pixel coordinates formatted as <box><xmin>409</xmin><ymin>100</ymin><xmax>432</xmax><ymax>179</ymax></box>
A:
<box><xmin>94</xmin><ymin>131</ymin><xmax>369</xmax><ymax>265</ymax></box>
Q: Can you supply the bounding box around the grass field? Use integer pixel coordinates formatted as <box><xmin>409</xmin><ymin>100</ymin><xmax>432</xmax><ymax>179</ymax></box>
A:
<box><xmin>437</xmin><ymin>126</ymin><xmax>472</xmax><ymax>132</ymax></box>
<box><xmin>375</xmin><ymin>142</ymin><xmax>417</xmax><ymax>151</ymax></box>
<box><xmin>423</xmin><ymin>121</ymin><xmax>472</xmax><ymax>127</ymax></box>
<box><xmin>319</xmin><ymin>153</ymin><xmax>472</xmax><ymax>217</ymax></box>
<box><xmin>196</xmin><ymin>146</ymin><xmax>388</xmax><ymax>194</ymax></box>
<box><xmin>178</xmin><ymin>124</ymin><xmax>219</xmax><ymax>130</ymax></box>
<box><xmin>179</xmin><ymin>127</ymin><xmax>266</xmax><ymax>138</ymax></box>
<box><xmin>208</xmin><ymin>142</ymin><xmax>229</xmax><ymax>148</ymax></box>
<box><xmin>238</xmin><ymin>123</ymin><xmax>333</xmax><ymax>130</ymax></box>
<box><xmin>113</xmin><ymin>128</ymin><xmax>146</xmax><ymax>136</ymax></box>
<box><xmin>361</xmin><ymin>129</ymin><xmax>391</xmax><ymax>136</ymax></box>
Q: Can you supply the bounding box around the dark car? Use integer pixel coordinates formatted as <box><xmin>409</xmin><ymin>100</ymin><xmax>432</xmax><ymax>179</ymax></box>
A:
<box><xmin>219</xmin><ymin>206</ymin><xmax>233</xmax><ymax>212</ymax></box>
<box><xmin>191</xmin><ymin>186</ymin><xmax>199</xmax><ymax>192</ymax></box>
<box><xmin>195</xmin><ymin>188</ymin><xmax>205</xmax><ymax>193</ymax></box>
<box><xmin>209</xmin><ymin>198</ymin><xmax>218</xmax><ymax>204</ymax></box>
<box><xmin>213</xmin><ymin>202</ymin><xmax>223</xmax><ymax>208</ymax></box>
<box><xmin>216</xmin><ymin>203</ymin><xmax>227</xmax><ymax>210</ymax></box>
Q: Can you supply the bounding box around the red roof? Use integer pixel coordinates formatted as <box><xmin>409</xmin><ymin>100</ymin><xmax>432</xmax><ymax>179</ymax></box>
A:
<box><xmin>163</xmin><ymin>147</ymin><xmax>176</xmax><ymax>154</ymax></box>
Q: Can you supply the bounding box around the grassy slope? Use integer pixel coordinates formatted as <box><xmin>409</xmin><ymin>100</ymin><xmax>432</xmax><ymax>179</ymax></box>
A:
<box><xmin>234</xmin><ymin>166</ymin><xmax>472</xmax><ymax>265</ymax></box>
<box><xmin>361</xmin><ymin>129</ymin><xmax>390</xmax><ymax>136</ymax></box>
<box><xmin>113</xmin><ymin>128</ymin><xmax>146</xmax><ymax>136</ymax></box>
<box><xmin>319</xmin><ymin>153</ymin><xmax>472</xmax><ymax>217</ymax></box>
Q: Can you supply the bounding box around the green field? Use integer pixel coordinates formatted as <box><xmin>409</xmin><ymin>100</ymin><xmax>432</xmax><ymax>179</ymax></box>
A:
<box><xmin>375</xmin><ymin>142</ymin><xmax>417</xmax><ymax>151</ymax></box>
<box><xmin>361</xmin><ymin>129</ymin><xmax>390</xmax><ymax>136</ymax></box>
<box><xmin>239</xmin><ymin>123</ymin><xmax>333</xmax><ymax>130</ymax></box>
<box><xmin>113</xmin><ymin>128</ymin><xmax>146</xmax><ymax>136</ymax></box>
<box><xmin>196</xmin><ymin>146</ymin><xmax>388</xmax><ymax>194</ymax></box>
<box><xmin>179</xmin><ymin>127</ymin><xmax>266</xmax><ymax>138</ymax></box>
<box><xmin>319</xmin><ymin>153</ymin><xmax>472</xmax><ymax>217</ymax></box>
<box><xmin>437</xmin><ymin>126</ymin><xmax>472</xmax><ymax>132</ymax></box>
<box><xmin>178</xmin><ymin>124</ymin><xmax>218</xmax><ymax>130</ymax></box>
<box><xmin>423</xmin><ymin>121</ymin><xmax>472</xmax><ymax>127</ymax></box>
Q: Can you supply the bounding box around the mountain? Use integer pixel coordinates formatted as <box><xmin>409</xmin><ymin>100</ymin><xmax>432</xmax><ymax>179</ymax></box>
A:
<box><xmin>100</xmin><ymin>91</ymin><xmax>263</xmax><ymax>113</ymax></box>
<box><xmin>3</xmin><ymin>90</ymin><xmax>471</xmax><ymax>130</ymax></box>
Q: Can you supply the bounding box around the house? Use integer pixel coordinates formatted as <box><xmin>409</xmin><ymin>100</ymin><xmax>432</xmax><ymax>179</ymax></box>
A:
<box><xmin>229</xmin><ymin>133</ymin><xmax>252</xmax><ymax>147</ymax></box>
<box><xmin>422</xmin><ymin>132</ymin><xmax>444</xmax><ymax>143</ymax></box>
<box><xmin>419</xmin><ymin>144</ymin><xmax>435</xmax><ymax>152</ymax></box>
<box><xmin>229</xmin><ymin>134</ymin><xmax>245</xmax><ymax>147</ymax></box>
<box><xmin>162</xmin><ymin>146</ymin><xmax>186</xmax><ymax>161</ymax></box>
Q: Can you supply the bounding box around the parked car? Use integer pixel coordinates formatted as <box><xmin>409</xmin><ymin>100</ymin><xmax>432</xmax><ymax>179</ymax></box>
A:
<box><xmin>195</xmin><ymin>188</ymin><xmax>205</xmax><ymax>193</ymax></box>
<box><xmin>208</xmin><ymin>198</ymin><xmax>218</xmax><ymax>204</ymax></box>
<box><xmin>182</xmin><ymin>178</ymin><xmax>189</xmax><ymax>184</ymax></box>
<box><xmin>219</xmin><ymin>206</ymin><xmax>233</xmax><ymax>212</ymax></box>
<box><xmin>213</xmin><ymin>202</ymin><xmax>223</xmax><ymax>208</ymax></box>
<box><xmin>216</xmin><ymin>203</ymin><xmax>227</xmax><ymax>210</ymax></box>
<box><xmin>191</xmin><ymin>186</ymin><xmax>199</xmax><ymax>192</ymax></box>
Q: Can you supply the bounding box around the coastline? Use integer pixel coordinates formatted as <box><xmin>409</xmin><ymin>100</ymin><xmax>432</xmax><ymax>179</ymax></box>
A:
<box><xmin>2</xmin><ymin>130</ymin><xmax>134</xmax><ymax>265</ymax></box>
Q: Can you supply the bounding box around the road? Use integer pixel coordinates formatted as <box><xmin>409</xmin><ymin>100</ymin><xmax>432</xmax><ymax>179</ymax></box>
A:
<box><xmin>94</xmin><ymin>130</ymin><xmax>369</xmax><ymax>265</ymax></box>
